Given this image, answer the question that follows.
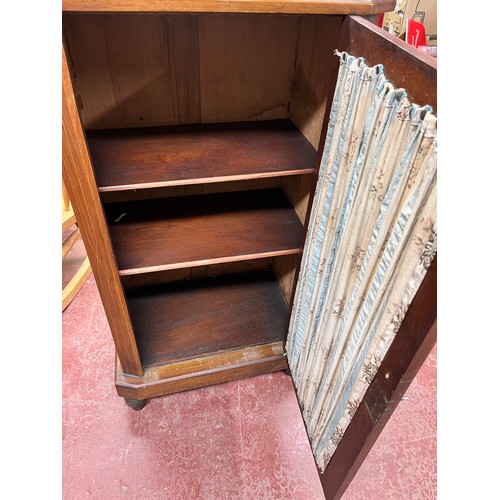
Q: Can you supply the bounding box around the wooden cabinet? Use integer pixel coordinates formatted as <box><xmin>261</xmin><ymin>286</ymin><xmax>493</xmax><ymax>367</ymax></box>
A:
<box><xmin>62</xmin><ymin>7</ymin><xmax>344</xmax><ymax>400</ymax></box>
<box><xmin>62</xmin><ymin>3</ymin><xmax>436</xmax><ymax>497</ymax></box>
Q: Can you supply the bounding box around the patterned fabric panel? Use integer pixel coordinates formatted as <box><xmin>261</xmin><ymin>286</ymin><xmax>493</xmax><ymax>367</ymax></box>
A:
<box><xmin>286</xmin><ymin>51</ymin><xmax>437</xmax><ymax>472</ymax></box>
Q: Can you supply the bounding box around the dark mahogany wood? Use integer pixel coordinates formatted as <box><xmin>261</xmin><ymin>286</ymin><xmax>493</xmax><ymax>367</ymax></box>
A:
<box><xmin>63</xmin><ymin>9</ymin><xmax>434</xmax><ymax>498</ymax></box>
<box><xmin>87</xmin><ymin>120</ymin><xmax>317</xmax><ymax>191</ymax></box>
<box><xmin>105</xmin><ymin>189</ymin><xmax>303</xmax><ymax>275</ymax></box>
<box><xmin>126</xmin><ymin>270</ymin><xmax>289</xmax><ymax>367</ymax></box>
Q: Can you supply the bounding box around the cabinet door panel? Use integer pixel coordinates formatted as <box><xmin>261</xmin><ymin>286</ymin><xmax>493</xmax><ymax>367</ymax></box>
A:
<box><xmin>288</xmin><ymin>16</ymin><xmax>437</xmax><ymax>500</ymax></box>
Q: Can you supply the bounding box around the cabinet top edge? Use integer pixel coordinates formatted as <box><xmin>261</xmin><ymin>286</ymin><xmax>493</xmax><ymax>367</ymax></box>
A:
<box><xmin>62</xmin><ymin>0</ymin><xmax>396</xmax><ymax>15</ymax></box>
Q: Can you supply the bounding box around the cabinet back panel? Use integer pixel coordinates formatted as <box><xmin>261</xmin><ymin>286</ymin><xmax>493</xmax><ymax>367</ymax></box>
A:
<box><xmin>121</xmin><ymin>256</ymin><xmax>298</xmax><ymax>308</ymax></box>
<box><xmin>100</xmin><ymin>177</ymin><xmax>281</xmax><ymax>204</ymax></box>
<box><xmin>63</xmin><ymin>14</ymin><xmax>120</xmax><ymax>129</ymax></box>
<box><xmin>63</xmin><ymin>13</ymin><xmax>300</xmax><ymax>129</ymax></box>
<box><xmin>198</xmin><ymin>14</ymin><xmax>298</xmax><ymax>123</ymax></box>
<box><xmin>121</xmin><ymin>258</ymin><xmax>273</xmax><ymax>289</ymax></box>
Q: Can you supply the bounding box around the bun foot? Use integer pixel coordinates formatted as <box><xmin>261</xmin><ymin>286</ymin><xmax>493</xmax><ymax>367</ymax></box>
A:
<box><xmin>124</xmin><ymin>398</ymin><xmax>148</xmax><ymax>410</ymax></box>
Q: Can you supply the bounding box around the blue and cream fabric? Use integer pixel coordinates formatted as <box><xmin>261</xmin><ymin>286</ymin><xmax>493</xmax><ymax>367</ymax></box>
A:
<box><xmin>286</xmin><ymin>51</ymin><xmax>437</xmax><ymax>472</ymax></box>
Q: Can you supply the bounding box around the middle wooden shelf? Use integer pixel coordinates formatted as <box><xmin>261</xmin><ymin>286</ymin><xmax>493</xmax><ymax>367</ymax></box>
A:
<box><xmin>104</xmin><ymin>188</ymin><xmax>304</xmax><ymax>276</ymax></box>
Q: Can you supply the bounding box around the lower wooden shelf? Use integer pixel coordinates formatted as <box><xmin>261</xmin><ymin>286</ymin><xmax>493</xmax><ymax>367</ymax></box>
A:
<box><xmin>116</xmin><ymin>270</ymin><xmax>290</xmax><ymax>400</ymax></box>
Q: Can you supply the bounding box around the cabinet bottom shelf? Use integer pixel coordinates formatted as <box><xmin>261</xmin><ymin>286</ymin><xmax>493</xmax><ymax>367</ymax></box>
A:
<box><xmin>116</xmin><ymin>270</ymin><xmax>290</xmax><ymax>400</ymax></box>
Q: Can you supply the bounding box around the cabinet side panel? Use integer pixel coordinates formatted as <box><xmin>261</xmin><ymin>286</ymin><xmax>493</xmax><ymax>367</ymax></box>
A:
<box><xmin>277</xmin><ymin>173</ymin><xmax>313</xmax><ymax>303</ymax></box>
<box><xmin>62</xmin><ymin>45</ymin><xmax>144</xmax><ymax>376</ymax></box>
<box><xmin>198</xmin><ymin>14</ymin><xmax>299</xmax><ymax>123</ymax></box>
<box><xmin>290</xmin><ymin>15</ymin><xmax>342</xmax><ymax>149</ymax></box>
<box><xmin>280</xmin><ymin>173</ymin><xmax>313</xmax><ymax>225</ymax></box>
<box><xmin>271</xmin><ymin>254</ymin><xmax>300</xmax><ymax>305</ymax></box>
<box><xmin>277</xmin><ymin>13</ymin><xmax>343</xmax><ymax>308</ymax></box>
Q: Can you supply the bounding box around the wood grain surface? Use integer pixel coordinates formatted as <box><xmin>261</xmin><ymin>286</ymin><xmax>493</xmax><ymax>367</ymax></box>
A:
<box><xmin>105</xmin><ymin>189</ymin><xmax>304</xmax><ymax>275</ymax></box>
<box><xmin>63</xmin><ymin>44</ymin><xmax>144</xmax><ymax>376</ymax></box>
<box><xmin>87</xmin><ymin>120</ymin><xmax>317</xmax><ymax>191</ymax></box>
<box><xmin>63</xmin><ymin>0</ymin><xmax>396</xmax><ymax>15</ymax></box>
<box><xmin>63</xmin><ymin>13</ymin><xmax>300</xmax><ymax>129</ymax></box>
<box><xmin>115</xmin><ymin>342</ymin><xmax>287</xmax><ymax>399</ymax></box>
<box><xmin>126</xmin><ymin>270</ymin><xmax>289</xmax><ymax>367</ymax></box>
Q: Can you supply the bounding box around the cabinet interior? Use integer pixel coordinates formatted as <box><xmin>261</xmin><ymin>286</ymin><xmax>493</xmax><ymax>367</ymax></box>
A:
<box><xmin>63</xmin><ymin>12</ymin><xmax>342</xmax><ymax>376</ymax></box>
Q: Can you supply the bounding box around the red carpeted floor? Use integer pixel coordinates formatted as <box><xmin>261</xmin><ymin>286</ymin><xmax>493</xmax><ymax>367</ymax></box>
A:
<box><xmin>62</xmin><ymin>234</ymin><xmax>436</xmax><ymax>499</ymax></box>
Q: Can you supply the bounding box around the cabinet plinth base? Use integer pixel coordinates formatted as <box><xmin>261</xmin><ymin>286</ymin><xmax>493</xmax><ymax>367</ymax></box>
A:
<box><xmin>115</xmin><ymin>342</ymin><xmax>287</xmax><ymax>402</ymax></box>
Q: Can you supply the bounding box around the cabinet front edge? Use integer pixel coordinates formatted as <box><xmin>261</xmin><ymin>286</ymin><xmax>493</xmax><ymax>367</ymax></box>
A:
<box><xmin>62</xmin><ymin>0</ymin><xmax>396</xmax><ymax>15</ymax></box>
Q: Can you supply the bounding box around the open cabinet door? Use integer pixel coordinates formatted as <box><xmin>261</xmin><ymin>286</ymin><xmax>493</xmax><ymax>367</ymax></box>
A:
<box><xmin>287</xmin><ymin>15</ymin><xmax>437</xmax><ymax>500</ymax></box>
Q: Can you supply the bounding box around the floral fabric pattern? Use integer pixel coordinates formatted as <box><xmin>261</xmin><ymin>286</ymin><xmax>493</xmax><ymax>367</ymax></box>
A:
<box><xmin>286</xmin><ymin>51</ymin><xmax>437</xmax><ymax>472</ymax></box>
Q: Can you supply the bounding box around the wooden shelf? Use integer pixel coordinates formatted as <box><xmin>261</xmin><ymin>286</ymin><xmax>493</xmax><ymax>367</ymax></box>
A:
<box><xmin>105</xmin><ymin>189</ymin><xmax>303</xmax><ymax>275</ymax></box>
<box><xmin>126</xmin><ymin>270</ymin><xmax>289</xmax><ymax>368</ymax></box>
<box><xmin>87</xmin><ymin>120</ymin><xmax>317</xmax><ymax>192</ymax></box>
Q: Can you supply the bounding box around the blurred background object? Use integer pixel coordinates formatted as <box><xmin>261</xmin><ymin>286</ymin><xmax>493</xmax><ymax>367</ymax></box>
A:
<box><xmin>379</xmin><ymin>0</ymin><xmax>437</xmax><ymax>49</ymax></box>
